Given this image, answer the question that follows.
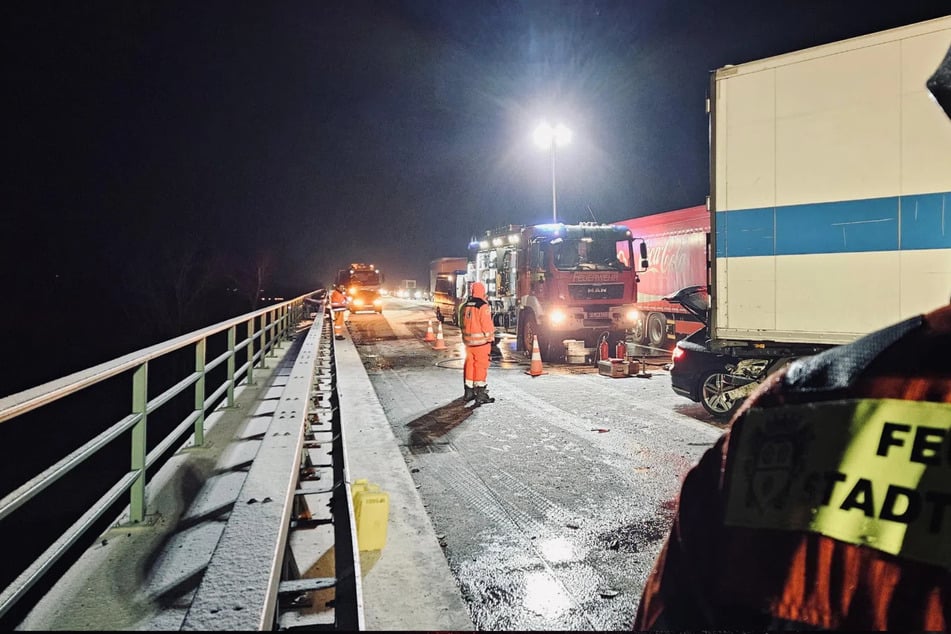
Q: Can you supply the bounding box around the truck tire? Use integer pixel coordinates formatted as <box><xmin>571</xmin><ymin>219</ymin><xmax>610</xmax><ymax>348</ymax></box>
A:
<box><xmin>631</xmin><ymin>318</ymin><xmax>647</xmax><ymax>344</ymax></box>
<box><xmin>646</xmin><ymin>313</ymin><xmax>666</xmax><ymax>350</ymax></box>
<box><xmin>521</xmin><ymin>313</ymin><xmax>554</xmax><ymax>362</ymax></box>
<box><xmin>699</xmin><ymin>370</ymin><xmax>745</xmax><ymax>420</ymax></box>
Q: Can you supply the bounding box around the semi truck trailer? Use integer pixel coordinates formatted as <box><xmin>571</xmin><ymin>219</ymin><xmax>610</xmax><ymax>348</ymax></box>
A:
<box><xmin>670</xmin><ymin>15</ymin><xmax>951</xmax><ymax>418</ymax></box>
<box><xmin>614</xmin><ymin>205</ymin><xmax>709</xmax><ymax>351</ymax></box>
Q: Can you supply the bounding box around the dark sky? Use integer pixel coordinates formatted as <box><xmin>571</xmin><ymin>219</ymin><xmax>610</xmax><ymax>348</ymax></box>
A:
<box><xmin>4</xmin><ymin>1</ymin><xmax>950</xmax><ymax>293</ymax></box>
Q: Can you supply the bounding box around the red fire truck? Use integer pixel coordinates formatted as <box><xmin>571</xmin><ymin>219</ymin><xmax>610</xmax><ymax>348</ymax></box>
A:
<box><xmin>468</xmin><ymin>222</ymin><xmax>648</xmax><ymax>362</ymax></box>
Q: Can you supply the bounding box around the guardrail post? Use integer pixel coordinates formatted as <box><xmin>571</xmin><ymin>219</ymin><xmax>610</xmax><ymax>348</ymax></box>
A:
<box><xmin>267</xmin><ymin>308</ymin><xmax>277</xmax><ymax>357</ymax></box>
<box><xmin>130</xmin><ymin>362</ymin><xmax>148</xmax><ymax>524</ymax></box>
<box><xmin>260</xmin><ymin>312</ymin><xmax>269</xmax><ymax>367</ymax></box>
<box><xmin>247</xmin><ymin>318</ymin><xmax>256</xmax><ymax>385</ymax></box>
<box><xmin>194</xmin><ymin>338</ymin><xmax>206</xmax><ymax>446</ymax></box>
<box><xmin>273</xmin><ymin>306</ymin><xmax>283</xmax><ymax>349</ymax></box>
<box><xmin>227</xmin><ymin>325</ymin><xmax>236</xmax><ymax>406</ymax></box>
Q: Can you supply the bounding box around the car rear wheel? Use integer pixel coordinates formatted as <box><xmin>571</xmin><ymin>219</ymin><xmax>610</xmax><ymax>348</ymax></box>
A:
<box><xmin>699</xmin><ymin>370</ymin><xmax>745</xmax><ymax>420</ymax></box>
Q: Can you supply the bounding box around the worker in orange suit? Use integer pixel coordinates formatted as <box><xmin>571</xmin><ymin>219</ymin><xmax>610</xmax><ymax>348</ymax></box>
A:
<box><xmin>633</xmin><ymin>304</ymin><xmax>951</xmax><ymax>631</ymax></box>
<box><xmin>329</xmin><ymin>285</ymin><xmax>347</xmax><ymax>340</ymax></box>
<box><xmin>460</xmin><ymin>281</ymin><xmax>495</xmax><ymax>405</ymax></box>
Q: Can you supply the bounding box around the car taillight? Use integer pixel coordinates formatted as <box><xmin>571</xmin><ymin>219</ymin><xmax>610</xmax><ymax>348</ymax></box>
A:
<box><xmin>671</xmin><ymin>347</ymin><xmax>685</xmax><ymax>363</ymax></box>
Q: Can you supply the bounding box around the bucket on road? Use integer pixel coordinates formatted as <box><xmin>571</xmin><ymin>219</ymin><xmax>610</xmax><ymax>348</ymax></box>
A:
<box><xmin>352</xmin><ymin>478</ymin><xmax>390</xmax><ymax>551</ymax></box>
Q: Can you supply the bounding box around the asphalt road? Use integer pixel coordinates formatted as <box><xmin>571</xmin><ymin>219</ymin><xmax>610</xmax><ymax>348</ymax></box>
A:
<box><xmin>345</xmin><ymin>297</ymin><xmax>726</xmax><ymax>630</ymax></box>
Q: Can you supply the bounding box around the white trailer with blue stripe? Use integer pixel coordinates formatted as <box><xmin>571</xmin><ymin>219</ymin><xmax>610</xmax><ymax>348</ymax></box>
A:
<box><xmin>685</xmin><ymin>15</ymin><xmax>951</xmax><ymax>417</ymax></box>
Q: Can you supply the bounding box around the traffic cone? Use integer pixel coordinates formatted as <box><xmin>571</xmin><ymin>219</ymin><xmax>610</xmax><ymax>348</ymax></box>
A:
<box><xmin>424</xmin><ymin>320</ymin><xmax>436</xmax><ymax>342</ymax></box>
<box><xmin>432</xmin><ymin>322</ymin><xmax>447</xmax><ymax>350</ymax></box>
<box><xmin>525</xmin><ymin>335</ymin><xmax>545</xmax><ymax>376</ymax></box>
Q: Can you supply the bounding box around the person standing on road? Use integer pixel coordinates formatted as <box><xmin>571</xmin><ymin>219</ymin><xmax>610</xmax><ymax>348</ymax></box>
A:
<box><xmin>329</xmin><ymin>285</ymin><xmax>347</xmax><ymax>340</ymax></box>
<box><xmin>461</xmin><ymin>281</ymin><xmax>496</xmax><ymax>405</ymax></box>
<box><xmin>634</xmin><ymin>302</ymin><xmax>951</xmax><ymax>630</ymax></box>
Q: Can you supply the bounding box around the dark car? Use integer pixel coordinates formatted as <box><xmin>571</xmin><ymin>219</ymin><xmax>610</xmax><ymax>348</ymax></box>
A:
<box><xmin>669</xmin><ymin>326</ymin><xmax>745</xmax><ymax>419</ymax></box>
<box><xmin>665</xmin><ymin>286</ymin><xmax>747</xmax><ymax>419</ymax></box>
<box><xmin>347</xmin><ymin>288</ymin><xmax>383</xmax><ymax>314</ymax></box>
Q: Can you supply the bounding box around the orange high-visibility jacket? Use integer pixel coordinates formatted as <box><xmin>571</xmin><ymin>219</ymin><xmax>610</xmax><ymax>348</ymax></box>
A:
<box><xmin>461</xmin><ymin>282</ymin><xmax>494</xmax><ymax>347</ymax></box>
<box><xmin>329</xmin><ymin>289</ymin><xmax>347</xmax><ymax>312</ymax></box>
<box><xmin>635</xmin><ymin>303</ymin><xmax>951</xmax><ymax>631</ymax></box>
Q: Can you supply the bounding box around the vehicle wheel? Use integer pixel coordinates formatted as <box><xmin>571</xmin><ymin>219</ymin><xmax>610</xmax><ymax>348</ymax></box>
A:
<box><xmin>699</xmin><ymin>370</ymin><xmax>745</xmax><ymax>420</ymax></box>
<box><xmin>521</xmin><ymin>313</ymin><xmax>538</xmax><ymax>353</ymax></box>
<box><xmin>646</xmin><ymin>313</ymin><xmax>666</xmax><ymax>350</ymax></box>
<box><xmin>521</xmin><ymin>313</ymin><xmax>554</xmax><ymax>361</ymax></box>
<box><xmin>631</xmin><ymin>318</ymin><xmax>647</xmax><ymax>344</ymax></box>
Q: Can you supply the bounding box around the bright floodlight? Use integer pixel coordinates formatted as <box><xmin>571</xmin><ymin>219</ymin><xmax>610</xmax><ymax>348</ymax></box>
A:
<box><xmin>533</xmin><ymin>121</ymin><xmax>572</xmax><ymax>149</ymax></box>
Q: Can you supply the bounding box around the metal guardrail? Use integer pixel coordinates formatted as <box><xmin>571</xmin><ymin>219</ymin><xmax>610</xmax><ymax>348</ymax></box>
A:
<box><xmin>0</xmin><ymin>291</ymin><xmax>321</xmax><ymax>623</ymax></box>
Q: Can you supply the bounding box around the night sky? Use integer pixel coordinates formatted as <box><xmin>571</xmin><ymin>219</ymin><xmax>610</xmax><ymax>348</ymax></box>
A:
<box><xmin>3</xmin><ymin>2</ymin><xmax>950</xmax><ymax>379</ymax></box>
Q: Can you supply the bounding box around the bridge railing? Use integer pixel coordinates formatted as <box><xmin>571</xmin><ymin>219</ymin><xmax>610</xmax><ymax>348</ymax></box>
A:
<box><xmin>0</xmin><ymin>291</ymin><xmax>321</xmax><ymax>622</ymax></box>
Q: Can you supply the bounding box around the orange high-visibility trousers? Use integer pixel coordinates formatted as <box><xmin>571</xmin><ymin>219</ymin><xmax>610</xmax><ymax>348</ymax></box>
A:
<box><xmin>464</xmin><ymin>343</ymin><xmax>490</xmax><ymax>387</ymax></box>
<box><xmin>333</xmin><ymin>309</ymin><xmax>345</xmax><ymax>337</ymax></box>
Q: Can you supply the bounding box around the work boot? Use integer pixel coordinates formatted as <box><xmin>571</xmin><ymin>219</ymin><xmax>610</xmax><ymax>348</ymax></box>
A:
<box><xmin>473</xmin><ymin>386</ymin><xmax>495</xmax><ymax>405</ymax></box>
<box><xmin>463</xmin><ymin>386</ymin><xmax>476</xmax><ymax>402</ymax></box>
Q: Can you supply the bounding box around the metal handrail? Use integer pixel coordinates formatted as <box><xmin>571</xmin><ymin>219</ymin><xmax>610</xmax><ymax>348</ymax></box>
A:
<box><xmin>0</xmin><ymin>291</ymin><xmax>322</xmax><ymax>620</ymax></box>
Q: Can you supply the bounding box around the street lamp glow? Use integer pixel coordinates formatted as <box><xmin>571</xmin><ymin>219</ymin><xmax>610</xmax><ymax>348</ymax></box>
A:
<box><xmin>533</xmin><ymin>120</ymin><xmax>572</xmax><ymax>222</ymax></box>
<box><xmin>533</xmin><ymin>121</ymin><xmax>572</xmax><ymax>149</ymax></box>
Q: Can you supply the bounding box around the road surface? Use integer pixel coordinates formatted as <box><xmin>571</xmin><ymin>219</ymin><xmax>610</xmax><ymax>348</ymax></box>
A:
<box><xmin>344</xmin><ymin>297</ymin><xmax>725</xmax><ymax>630</ymax></box>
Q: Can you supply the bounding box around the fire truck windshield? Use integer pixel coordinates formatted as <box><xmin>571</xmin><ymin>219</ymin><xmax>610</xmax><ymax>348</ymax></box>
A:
<box><xmin>350</xmin><ymin>270</ymin><xmax>380</xmax><ymax>285</ymax></box>
<box><xmin>553</xmin><ymin>237</ymin><xmax>631</xmax><ymax>271</ymax></box>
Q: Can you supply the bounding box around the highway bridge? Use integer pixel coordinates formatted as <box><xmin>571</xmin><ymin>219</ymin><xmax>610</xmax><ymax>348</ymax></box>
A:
<box><xmin>0</xmin><ymin>291</ymin><xmax>723</xmax><ymax>631</ymax></box>
<box><xmin>0</xmin><ymin>292</ymin><xmax>472</xmax><ymax>631</ymax></box>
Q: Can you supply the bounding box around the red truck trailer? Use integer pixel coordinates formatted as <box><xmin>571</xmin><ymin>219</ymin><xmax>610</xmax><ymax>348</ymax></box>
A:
<box><xmin>614</xmin><ymin>205</ymin><xmax>709</xmax><ymax>351</ymax></box>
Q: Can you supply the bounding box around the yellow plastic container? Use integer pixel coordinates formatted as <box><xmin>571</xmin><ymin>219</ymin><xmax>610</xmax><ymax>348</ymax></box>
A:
<box><xmin>352</xmin><ymin>479</ymin><xmax>389</xmax><ymax>551</ymax></box>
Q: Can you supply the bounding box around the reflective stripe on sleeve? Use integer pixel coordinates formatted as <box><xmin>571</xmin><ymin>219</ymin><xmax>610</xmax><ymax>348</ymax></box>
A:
<box><xmin>724</xmin><ymin>399</ymin><xmax>951</xmax><ymax>569</ymax></box>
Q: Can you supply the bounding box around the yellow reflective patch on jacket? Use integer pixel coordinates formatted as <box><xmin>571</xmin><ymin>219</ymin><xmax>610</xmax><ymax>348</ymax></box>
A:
<box><xmin>724</xmin><ymin>399</ymin><xmax>951</xmax><ymax>568</ymax></box>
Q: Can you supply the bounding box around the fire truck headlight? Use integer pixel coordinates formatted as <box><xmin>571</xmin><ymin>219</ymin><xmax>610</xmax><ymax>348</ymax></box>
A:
<box><xmin>626</xmin><ymin>309</ymin><xmax>640</xmax><ymax>323</ymax></box>
<box><xmin>373</xmin><ymin>298</ymin><xmax>382</xmax><ymax>306</ymax></box>
<box><xmin>549</xmin><ymin>308</ymin><xmax>567</xmax><ymax>325</ymax></box>
<box><xmin>354</xmin><ymin>298</ymin><xmax>365</xmax><ymax>307</ymax></box>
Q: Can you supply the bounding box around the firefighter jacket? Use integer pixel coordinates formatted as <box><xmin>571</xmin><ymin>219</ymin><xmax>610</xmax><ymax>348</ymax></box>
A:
<box><xmin>461</xmin><ymin>282</ymin><xmax>495</xmax><ymax>347</ymax></box>
<box><xmin>635</xmin><ymin>303</ymin><xmax>951</xmax><ymax>631</ymax></box>
<box><xmin>329</xmin><ymin>289</ymin><xmax>347</xmax><ymax>312</ymax></box>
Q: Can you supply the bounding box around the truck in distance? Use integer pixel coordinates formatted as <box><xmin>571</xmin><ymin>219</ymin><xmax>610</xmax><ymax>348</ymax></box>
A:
<box><xmin>335</xmin><ymin>263</ymin><xmax>385</xmax><ymax>314</ymax></box>
<box><xmin>430</xmin><ymin>257</ymin><xmax>469</xmax><ymax>326</ymax></box>
<box><xmin>337</xmin><ymin>263</ymin><xmax>383</xmax><ymax>294</ymax></box>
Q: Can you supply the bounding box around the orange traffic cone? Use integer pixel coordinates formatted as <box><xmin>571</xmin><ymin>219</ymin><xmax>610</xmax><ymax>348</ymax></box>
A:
<box><xmin>424</xmin><ymin>320</ymin><xmax>436</xmax><ymax>342</ymax></box>
<box><xmin>525</xmin><ymin>335</ymin><xmax>545</xmax><ymax>376</ymax></box>
<box><xmin>432</xmin><ymin>322</ymin><xmax>447</xmax><ymax>350</ymax></box>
